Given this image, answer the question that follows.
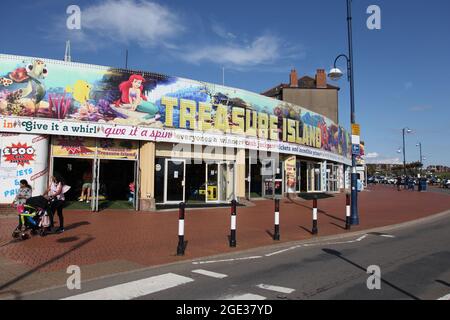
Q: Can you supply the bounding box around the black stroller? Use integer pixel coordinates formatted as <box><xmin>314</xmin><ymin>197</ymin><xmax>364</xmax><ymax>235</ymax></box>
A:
<box><xmin>12</xmin><ymin>196</ymin><xmax>51</xmax><ymax>240</ymax></box>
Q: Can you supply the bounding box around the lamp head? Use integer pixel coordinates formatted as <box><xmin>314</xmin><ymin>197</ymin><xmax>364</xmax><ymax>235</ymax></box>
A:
<box><xmin>328</xmin><ymin>68</ymin><xmax>343</xmax><ymax>81</ymax></box>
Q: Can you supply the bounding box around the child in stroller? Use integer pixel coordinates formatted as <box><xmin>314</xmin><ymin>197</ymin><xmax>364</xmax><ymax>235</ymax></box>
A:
<box><xmin>12</xmin><ymin>195</ymin><xmax>51</xmax><ymax>240</ymax></box>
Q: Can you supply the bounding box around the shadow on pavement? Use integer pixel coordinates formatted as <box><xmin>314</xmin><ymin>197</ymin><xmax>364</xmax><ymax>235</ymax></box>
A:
<box><xmin>298</xmin><ymin>193</ymin><xmax>335</xmax><ymax>201</ymax></box>
<box><xmin>330</xmin><ymin>222</ymin><xmax>346</xmax><ymax>230</ymax></box>
<box><xmin>299</xmin><ymin>226</ymin><xmax>313</xmax><ymax>235</ymax></box>
<box><xmin>322</xmin><ymin>248</ymin><xmax>420</xmax><ymax>300</ymax></box>
<box><xmin>64</xmin><ymin>221</ymin><xmax>90</xmax><ymax>232</ymax></box>
<box><xmin>0</xmin><ymin>236</ymin><xmax>95</xmax><ymax>295</ymax></box>
<box><xmin>436</xmin><ymin>279</ymin><xmax>450</xmax><ymax>287</ymax></box>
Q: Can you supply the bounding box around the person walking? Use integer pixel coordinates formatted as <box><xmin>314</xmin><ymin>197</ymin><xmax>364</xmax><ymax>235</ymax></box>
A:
<box><xmin>47</xmin><ymin>175</ymin><xmax>66</xmax><ymax>233</ymax></box>
<box><xmin>396</xmin><ymin>176</ymin><xmax>402</xmax><ymax>191</ymax></box>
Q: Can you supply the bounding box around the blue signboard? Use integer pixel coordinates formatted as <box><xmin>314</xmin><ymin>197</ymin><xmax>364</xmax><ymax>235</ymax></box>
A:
<box><xmin>352</xmin><ymin>144</ymin><xmax>360</xmax><ymax>155</ymax></box>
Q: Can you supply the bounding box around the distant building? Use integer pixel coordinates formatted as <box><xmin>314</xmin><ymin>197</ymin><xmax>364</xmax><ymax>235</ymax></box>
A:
<box><xmin>261</xmin><ymin>69</ymin><xmax>340</xmax><ymax>123</ymax></box>
<box><xmin>426</xmin><ymin>165</ymin><xmax>450</xmax><ymax>173</ymax></box>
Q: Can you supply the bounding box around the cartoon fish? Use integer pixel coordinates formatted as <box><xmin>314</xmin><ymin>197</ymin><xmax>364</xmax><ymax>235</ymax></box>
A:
<box><xmin>65</xmin><ymin>80</ymin><xmax>92</xmax><ymax>105</ymax></box>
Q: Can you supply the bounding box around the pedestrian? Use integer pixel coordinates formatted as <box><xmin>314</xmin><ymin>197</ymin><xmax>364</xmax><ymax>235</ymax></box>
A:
<box><xmin>128</xmin><ymin>181</ymin><xmax>135</xmax><ymax>203</ymax></box>
<box><xmin>79</xmin><ymin>170</ymin><xmax>93</xmax><ymax>203</ymax></box>
<box><xmin>396</xmin><ymin>176</ymin><xmax>402</xmax><ymax>191</ymax></box>
<box><xmin>11</xmin><ymin>179</ymin><xmax>32</xmax><ymax>209</ymax></box>
<box><xmin>46</xmin><ymin>175</ymin><xmax>68</xmax><ymax>233</ymax></box>
<box><xmin>12</xmin><ymin>179</ymin><xmax>32</xmax><ymax>230</ymax></box>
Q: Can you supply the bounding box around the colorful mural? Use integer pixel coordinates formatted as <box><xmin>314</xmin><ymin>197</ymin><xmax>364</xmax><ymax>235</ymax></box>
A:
<box><xmin>0</xmin><ymin>54</ymin><xmax>351</xmax><ymax>158</ymax></box>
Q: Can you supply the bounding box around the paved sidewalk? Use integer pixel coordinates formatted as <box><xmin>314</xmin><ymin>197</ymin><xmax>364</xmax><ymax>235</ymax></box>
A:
<box><xmin>1</xmin><ymin>185</ymin><xmax>450</xmax><ymax>298</ymax></box>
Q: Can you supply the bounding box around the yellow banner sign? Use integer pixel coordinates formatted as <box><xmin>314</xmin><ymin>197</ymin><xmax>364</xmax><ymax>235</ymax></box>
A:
<box><xmin>351</xmin><ymin>124</ymin><xmax>360</xmax><ymax>136</ymax></box>
<box><xmin>52</xmin><ymin>136</ymin><xmax>138</xmax><ymax>159</ymax></box>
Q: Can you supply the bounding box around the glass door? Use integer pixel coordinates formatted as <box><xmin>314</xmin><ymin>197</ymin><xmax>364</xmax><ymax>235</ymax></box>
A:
<box><xmin>206</xmin><ymin>162</ymin><xmax>219</xmax><ymax>202</ymax></box>
<box><xmin>219</xmin><ymin>162</ymin><xmax>235</xmax><ymax>202</ymax></box>
<box><xmin>164</xmin><ymin>159</ymin><xmax>186</xmax><ymax>204</ymax></box>
<box><xmin>261</xmin><ymin>159</ymin><xmax>275</xmax><ymax>198</ymax></box>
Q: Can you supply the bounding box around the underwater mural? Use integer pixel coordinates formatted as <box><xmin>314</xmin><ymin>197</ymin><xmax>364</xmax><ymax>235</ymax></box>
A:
<box><xmin>0</xmin><ymin>54</ymin><xmax>351</xmax><ymax>159</ymax></box>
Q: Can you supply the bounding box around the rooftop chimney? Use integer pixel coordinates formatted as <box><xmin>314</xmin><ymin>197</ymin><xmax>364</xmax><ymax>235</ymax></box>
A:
<box><xmin>289</xmin><ymin>69</ymin><xmax>298</xmax><ymax>87</ymax></box>
<box><xmin>315</xmin><ymin>69</ymin><xmax>327</xmax><ymax>88</ymax></box>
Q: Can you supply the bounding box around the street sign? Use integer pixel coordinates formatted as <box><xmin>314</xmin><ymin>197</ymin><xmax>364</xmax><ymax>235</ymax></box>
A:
<box><xmin>352</xmin><ymin>124</ymin><xmax>360</xmax><ymax>136</ymax></box>
<box><xmin>352</xmin><ymin>144</ymin><xmax>360</xmax><ymax>155</ymax></box>
<box><xmin>351</xmin><ymin>135</ymin><xmax>360</xmax><ymax>145</ymax></box>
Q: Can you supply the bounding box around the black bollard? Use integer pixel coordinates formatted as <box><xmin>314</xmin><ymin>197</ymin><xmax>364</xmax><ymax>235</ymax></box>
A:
<box><xmin>345</xmin><ymin>193</ymin><xmax>351</xmax><ymax>230</ymax></box>
<box><xmin>312</xmin><ymin>198</ymin><xmax>318</xmax><ymax>235</ymax></box>
<box><xmin>229</xmin><ymin>199</ymin><xmax>237</xmax><ymax>247</ymax></box>
<box><xmin>176</xmin><ymin>202</ymin><xmax>186</xmax><ymax>256</ymax></box>
<box><xmin>273</xmin><ymin>198</ymin><xmax>280</xmax><ymax>240</ymax></box>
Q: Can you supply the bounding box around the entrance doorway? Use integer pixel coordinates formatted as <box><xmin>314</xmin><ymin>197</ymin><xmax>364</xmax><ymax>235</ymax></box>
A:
<box><xmin>206</xmin><ymin>162</ymin><xmax>235</xmax><ymax>203</ymax></box>
<box><xmin>262</xmin><ymin>159</ymin><xmax>283</xmax><ymax>198</ymax></box>
<box><xmin>164</xmin><ymin>159</ymin><xmax>186</xmax><ymax>204</ymax></box>
<box><xmin>52</xmin><ymin>158</ymin><xmax>93</xmax><ymax>203</ymax></box>
<box><xmin>247</xmin><ymin>158</ymin><xmax>262</xmax><ymax>198</ymax></box>
<box><xmin>185</xmin><ymin>163</ymin><xmax>206</xmax><ymax>203</ymax></box>
<box><xmin>94</xmin><ymin>159</ymin><xmax>136</xmax><ymax>210</ymax></box>
<box><xmin>307</xmin><ymin>162</ymin><xmax>322</xmax><ymax>192</ymax></box>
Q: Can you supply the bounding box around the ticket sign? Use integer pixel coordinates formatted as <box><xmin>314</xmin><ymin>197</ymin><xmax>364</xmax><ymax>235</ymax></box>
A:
<box><xmin>352</xmin><ymin>124</ymin><xmax>360</xmax><ymax>136</ymax></box>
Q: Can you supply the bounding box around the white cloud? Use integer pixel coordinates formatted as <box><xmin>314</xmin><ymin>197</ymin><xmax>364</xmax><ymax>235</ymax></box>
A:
<box><xmin>211</xmin><ymin>24</ymin><xmax>237</xmax><ymax>40</ymax></box>
<box><xmin>366</xmin><ymin>152</ymin><xmax>379</xmax><ymax>158</ymax></box>
<box><xmin>366</xmin><ymin>157</ymin><xmax>402</xmax><ymax>165</ymax></box>
<box><xmin>79</xmin><ymin>0</ymin><xmax>183</xmax><ymax>47</ymax></box>
<box><xmin>181</xmin><ymin>34</ymin><xmax>281</xmax><ymax>67</ymax></box>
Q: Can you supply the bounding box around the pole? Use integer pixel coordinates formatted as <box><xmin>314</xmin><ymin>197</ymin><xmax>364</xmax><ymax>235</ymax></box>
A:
<box><xmin>419</xmin><ymin>143</ymin><xmax>423</xmax><ymax>174</ymax></box>
<box><xmin>229</xmin><ymin>200</ymin><xmax>237</xmax><ymax>247</ymax></box>
<box><xmin>176</xmin><ymin>202</ymin><xmax>185</xmax><ymax>256</ymax></box>
<box><xmin>345</xmin><ymin>193</ymin><xmax>351</xmax><ymax>230</ymax></box>
<box><xmin>273</xmin><ymin>198</ymin><xmax>280</xmax><ymax>240</ymax></box>
<box><xmin>347</xmin><ymin>0</ymin><xmax>359</xmax><ymax>225</ymax></box>
<box><xmin>403</xmin><ymin>128</ymin><xmax>407</xmax><ymax>178</ymax></box>
<box><xmin>312</xmin><ymin>198</ymin><xmax>318</xmax><ymax>235</ymax></box>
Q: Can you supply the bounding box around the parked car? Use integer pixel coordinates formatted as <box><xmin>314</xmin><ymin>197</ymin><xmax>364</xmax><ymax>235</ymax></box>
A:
<box><xmin>442</xmin><ymin>179</ymin><xmax>450</xmax><ymax>189</ymax></box>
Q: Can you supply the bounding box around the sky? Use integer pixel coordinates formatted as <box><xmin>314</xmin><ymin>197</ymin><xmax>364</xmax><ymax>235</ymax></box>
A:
<box><xmin>1</xmin><ymin>0</ymin><xmax>450</xmax><ymax>166</ymax></box>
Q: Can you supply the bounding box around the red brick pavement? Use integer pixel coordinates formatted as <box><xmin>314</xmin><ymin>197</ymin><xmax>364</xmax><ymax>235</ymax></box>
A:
<box><xmin>1</xmin><ymin>185</ymin><xmax>449</xmax><ymax>273</ymax></box>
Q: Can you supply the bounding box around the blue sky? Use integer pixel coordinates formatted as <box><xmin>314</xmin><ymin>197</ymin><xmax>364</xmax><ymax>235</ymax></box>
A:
<box><xmin>2</xmin><ymin>0</ymin><xmax>450</xmax><ymax>166</ymax></box>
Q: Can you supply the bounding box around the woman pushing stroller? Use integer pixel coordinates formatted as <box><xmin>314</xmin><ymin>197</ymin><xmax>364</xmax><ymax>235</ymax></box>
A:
<box><xmin>46</xmin><ymin>175</ymin><xmax>68</xmax><ymax>234</ymax></box>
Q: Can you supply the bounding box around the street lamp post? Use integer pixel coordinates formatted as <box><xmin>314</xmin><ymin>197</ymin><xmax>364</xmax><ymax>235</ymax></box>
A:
<box><xmin>416</xmin><ymin>142</ymin><xmax>423</xmax><ymax>175</ymax></box>
<box><xmin>328</xmin><ymin>0</ymin><xmax>359</xmax><ymax>225</ymax></box>
<box><xmin>402</xmin><ymin>127</ymin><xmax>412</xmax><ymax>178</ymax></box>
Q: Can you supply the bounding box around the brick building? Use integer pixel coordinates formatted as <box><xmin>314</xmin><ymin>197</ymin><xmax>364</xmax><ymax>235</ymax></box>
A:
<box><xmin>261</xmin><ymin>69</ymin><xmax>340</xmax><ymax>123</ymax></box>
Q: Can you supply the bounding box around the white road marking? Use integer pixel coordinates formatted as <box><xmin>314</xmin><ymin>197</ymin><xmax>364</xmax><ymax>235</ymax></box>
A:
<box><xmin>256</xmin><ymin>284</ymin><xmax>295</xmax><ymax>294</ymax></box>
<box><xmin>223</xmin><ymin>293</ymin><xmax>266</xmax><ymax>300</ymax></box>
<box><xmin>264</xmin><ymin>234</ymin><xmax>368</xmax><ymax>257</ymax></box>
<box><xmin>62</xmin><ymin>273</ymin><xmax>194</xmax><ymax>300</ymax></box>
<box><xmin>192</xmin><ymin>256</ymin><xmax>262</xmax><ymax>265</ymax></box>
<box><xmin>437</xmin><ymin>293</ymin><xmax>450</xmax><ymax>300</ymax></box>
<box><xmin>380</xmin><ymin>234</ymin><xmax>395</xmax><ymax>238</ymax></box>
<box><xmin>192</xmin><ymin>269</ymin><xmax>228</xmax><ymax>279</ymax></box>
<box><xmin>264</xmin><ymin>248</ymin><xmax>292</xmax><ymax>257</ymax></box>
<box><xmin>194</xmin><ymin>233</ymin><xmax>390</xmax><ymax>265</ymax></box>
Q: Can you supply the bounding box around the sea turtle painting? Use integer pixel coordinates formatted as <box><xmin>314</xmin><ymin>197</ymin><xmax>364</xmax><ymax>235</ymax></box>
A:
<box><xmin>1</xmin><ymin>59</ymin><xmax>48</xmax><ymax>104</ymax></box>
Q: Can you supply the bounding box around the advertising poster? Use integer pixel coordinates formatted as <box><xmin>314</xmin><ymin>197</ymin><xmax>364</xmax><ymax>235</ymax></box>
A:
<box><xmin>0</xmin><ymin>54</ymin><xmax>351</xmax><ymax>164</ymax></box>
<box><xmin>51</xmin><ymin>136</ymin><xmax>138</xmax><ymax>160</ymax></box>
<box><xmin>285</xmin><ymin>156</ymin><xmax>296</xmax><ymax>193</ymax></box>
<box><xmin>0</xmin><ymin>133</ymin><xmax>48</xmax><ymax>203</ymax></box>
